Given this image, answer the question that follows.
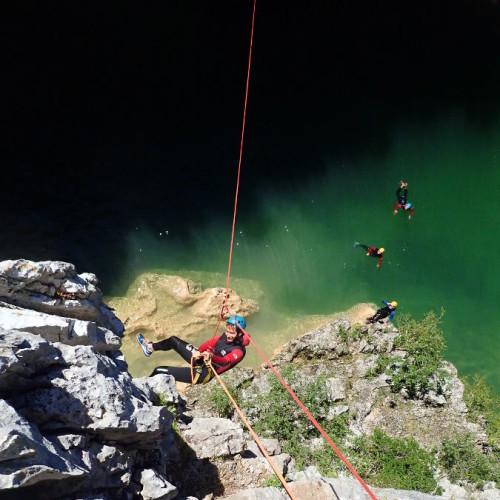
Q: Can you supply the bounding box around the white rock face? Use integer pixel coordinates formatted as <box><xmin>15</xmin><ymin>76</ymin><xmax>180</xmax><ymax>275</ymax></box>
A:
<box><xmin>181</xmin><ymin>417</ymin><xmax>246</xmax><ymax>459</ymax></box>
<box><xmin>7</xmin><ymin>342</ymin><xmax>173</xmax><ymax>441</ymax></box>
<box><xmin>0</xmin><ymin>304</ymin><xmax>121</xmax><ymax>351</ymax></box>
<box><xmin>0</xmin><ymin>260</ymin><xmax>179</xmax><ymax>499</ymax></box>
<box><xmin>0</xmin><ymin>398</ymin><xmax>87</xmax><ymax>490</ymax></box>
<box><xmin>0</xmin><ymin>259</ymin><xmax>124</xmax><ymax>335</ymax></box>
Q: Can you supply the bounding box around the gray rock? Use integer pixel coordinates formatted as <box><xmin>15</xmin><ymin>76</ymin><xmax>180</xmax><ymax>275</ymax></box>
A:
<box><xmin>0</xmin><ymin>304</ymin><xmax>121</xmax><ymax>351</ymax></box>
<box><xmin>137</xmin><ymin>468</ymin><xmax>178</xmax><ymax>500</ymax></box>
<box><xmin>0</xmin><ymin>399</ymin><xmax>86</xmax><ymax>489</ymax></box>
<box><xmin>327</xmin><ymin>404</ymin><xmax>349</xmax><ymax>419</ymax></box>
<box><xmin>133</xmin><ymin>374</ymin><xmax>181</xmax><ymax>405</ymax></box>
<box><xmin>423</xmin><ymin>390</ymin><xmax>447</xmax><ymax>407</ymax></box>
<box><xmin>0</xmin><ymin>328</ymin><xmax>64</xmax><ymax>391</ymax></box>
<box><xmin>51</xmin><ymin>433</ymin><xmax>88</xmax><ymax>451</ymax></box>
<box><xmin>9</xmin><ymin>343</ymin><xmax>173</xmax><ymax>442</ymax></box>
<box><xmin>325</xmin><ymin>376</ymin><xmax>346</xmax><ymax>402</ymax></box>
<box><xmin>181</xmin><ymin>417</ymin><xmax>246</xmax><ymax>459</ymax></box>
<box><xmin>0</xmin><ymin>259</ymin><xmax>124</xmax><ymax>336</ymax></box>
<box><xmin>244</xmin><ymin>439</ymin><xmax>281</xmax><ymax>458</ymax></box>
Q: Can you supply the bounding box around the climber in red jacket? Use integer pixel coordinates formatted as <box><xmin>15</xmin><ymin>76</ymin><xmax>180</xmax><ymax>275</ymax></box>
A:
<box><xmin>137</xmin><ymin>316</ymin><xmax>249</xmax><ymax>385</ymax></box>
<box><xmin>354</xmin><ymin>243</ymin><xmax>385</xmax><ymax>268</ymax></box>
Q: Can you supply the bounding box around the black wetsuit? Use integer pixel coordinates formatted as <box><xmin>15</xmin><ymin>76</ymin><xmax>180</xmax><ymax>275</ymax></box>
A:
<box><xmin>396</xmin><ymin>187</ymin><xmax>408</xmax><ymax>205</ymax></box>
<box><xmin>367</xmin><ymin>301</ymin><xmax>396</xmax><ymax>324</ymax></box>
<box><xmin>150</xmin><ymin>334</ymin><xmax>246</xmax><ymax>384</ymax></box>
<box><xmin>367</xmin><ymin>307</ymin><xmax>391</xmax><ymax>323</ymax></box>
<box><xmin>356</xmin><ymin>244</ymin><xmax>383</xmax><ymax>267</ymax></box>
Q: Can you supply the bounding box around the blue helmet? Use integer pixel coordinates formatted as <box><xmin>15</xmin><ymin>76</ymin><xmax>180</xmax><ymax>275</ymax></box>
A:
<box><xmin>227</xmin><ymin>315</ymin><xmax>246</xmax><ymax>331</ymax></box>
<box><xmin>405</xmin><ymin>202</ymin><xmax>412</xmax><ymax>208</ymax></box>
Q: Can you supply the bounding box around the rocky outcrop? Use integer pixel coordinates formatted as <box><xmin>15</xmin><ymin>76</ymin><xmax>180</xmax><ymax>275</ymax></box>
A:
<box><xmin>263</xmin><ymin>318</ymin><xmax>484</xmax><ymax>449</ymax></box>
<box><xmin>1</xmin><ymin>259</ymin><xmax>498</xmax><ymax>500</ymax></box>
<box><xmin>0</xmin><ymin>259</ymin><xmax>123</xmax><ymax>335</ymax></box>
<box><xmin>185</xmin><ymin>318</ymin><xmax>500</xmax><ymax>499</ymax></box>
<box><xmin>0</xmin><ymin>260</ymin><xmax>179</xmax><ymax>499</ymax></box>
<box><xmin>107</xmin><ymin>273</ymin><xmax>259</xmax><ymax>341</ymax></box>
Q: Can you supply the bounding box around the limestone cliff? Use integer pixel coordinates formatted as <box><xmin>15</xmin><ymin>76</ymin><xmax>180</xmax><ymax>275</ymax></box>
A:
<box><xmin>0</xmin><ymin>260</ymin><xmax>498</xmax><ymax>500</ymax></box>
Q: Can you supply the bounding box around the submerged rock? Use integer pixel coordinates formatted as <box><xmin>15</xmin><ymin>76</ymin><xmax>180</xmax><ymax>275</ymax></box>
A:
<box><xmin>107</xmin><ymin>272</ymin><xmax>259</xmax><ymax>341</ymax></box>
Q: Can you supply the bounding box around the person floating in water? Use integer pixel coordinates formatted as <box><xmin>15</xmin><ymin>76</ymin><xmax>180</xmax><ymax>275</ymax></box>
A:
<box><xmin>394</xmin><ymin>180</ymin><xmax>414</xmax><ymax>219</ymax></box>
<box><xmin>137</xmin><ymin>315</ymin><xmax>249</xmax><ymax>385</ymax></box>
<box><xmin>354</xmin><ymin>243</ymin><xmax>385</xmax><ymax>268</ymax></box>
<box><xmin>366</xmin><ymin>300</ymin><xmax>398</xmax><ymax>324</ymax></box>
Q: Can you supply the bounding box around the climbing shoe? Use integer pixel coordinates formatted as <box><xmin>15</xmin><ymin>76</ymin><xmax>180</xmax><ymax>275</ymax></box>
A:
<box><xmin>137</xmin><ymin>333</ymin><xmax>152</xmax><ymax>357</ymax></box>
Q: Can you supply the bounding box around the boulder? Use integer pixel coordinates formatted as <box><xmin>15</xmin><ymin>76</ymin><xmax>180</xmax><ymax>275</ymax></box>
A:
<box><xmin>136</xmin><ymin>468</ymin><xmax>178</xmax><ymax>500</ymax></box>
<box><xmin>8</xmin><ymin>343</ymin><xmax>173</xmax><ymax>442</ymax></box>
<box><xmin>108</xmin><ymin>273</ymin><xmax>259</xmax><ymax>340</ymax></box>
<box><xmin>0</xmin><ymin>303</ymin><xmax>121</xmax><ymax>351</ymax></box>
<box><xmin>0</xmin><ymin>259</ymin><xmax>123</xmax><ymax>335</ymax></box>
<box><xmin>0</xmin><ymin>398</ymin><xmax>86</xmax><ymax>490</ymax></box>
<box><xmin>132</xmin><ymin>374</ymin><xmax>181</xmax><ymax>405</ymax></box>
<box><xmin>0</xmin><ymin>328</ymin><xmax>64</xmax><ymax>391</ymax></box>
<box><xmin>180</xmin><ymin>417</ymin><xmax>246</xmax><ymax>459</ymax></box>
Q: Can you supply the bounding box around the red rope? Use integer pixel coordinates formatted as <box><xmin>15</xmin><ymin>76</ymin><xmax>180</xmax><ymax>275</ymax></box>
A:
<box><xmin>246</xmin><ymin>334</ymin><xmax>378</xmax><ymax>500</ymax></box>
<box><xmin>209</xmin><ymin>362</ymin><xmax>298</xmax><ymax>500</ymax></box>
<box><xmin>214</xmin><ymin>2</ymin><xmax>377</xmax><ymax>497</ymax></box>
<box><xmin>223</xmin><ymin>0</ymin><xmax>256</xmax><ymax>312</ymax></box>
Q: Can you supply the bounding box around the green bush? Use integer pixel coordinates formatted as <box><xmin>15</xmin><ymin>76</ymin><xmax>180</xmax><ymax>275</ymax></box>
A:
<box><xmin>208</xmin><ymin>384</ymin><xmax>239</xmax><ymax>418</ymax></box>
<box><xmin>243</xmin><ymin>364</ymin><xmax>349</xmax><ymax>474</ymax></box>
<box><xmin>247</xmin><ymin>366</ymin><xmax>348</xmax><ymax>442</ymax></box>
<box><xmin>247</xmin><ymin>365</ymin><xmax>299</xmax><ymax>441</ymax></box>
<box><xmin>439</xmin><ymin>433</ymin><xmax>500</xmax><ymax>487</ymax></box>
<box><xmin>462</xmin><ymin>374</ymin><xmax>500</xmax><ymax>450</ymax></box>
<box><xmin>338</xmin><ymin>324</ymin><xmax>364</xmax><ymax>343</ymax></box>
<box><xmin>351</xmin><ymin>429</ymin><xmax>437</xmax><ymax>493</ymax></box>
<box><xmin>390</xmin><ymin>310</ymin><xmax>446</xmax><ymax>397</ymax></box>
<box><xmin>283</xmin><ymin>438</ymin><xmax>342</xmax><ymax>477</ymax></box>
<box><xmin>263</xmin><ymin>475</ymin><xmax>283</xmax><ymax>488</ymax></box>
<box><xmin>365</xmin><ymin>354</ymin><xmax>391</xmax><ymax>379</ymax></box>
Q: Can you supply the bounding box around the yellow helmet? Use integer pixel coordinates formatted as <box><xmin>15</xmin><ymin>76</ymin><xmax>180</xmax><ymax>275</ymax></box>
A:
<box><xmin>379</xmin><ymin>247</ymin><xmax>385</xmax><ymax>253</ymax></box>
<box><xmin>390</xmin><ymin>301</ymin><xmax>398</xmax><ymax>307</ymax></box>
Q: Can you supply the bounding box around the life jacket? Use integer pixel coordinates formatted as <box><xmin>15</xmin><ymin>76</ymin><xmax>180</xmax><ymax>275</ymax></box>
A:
<box><xmin>211</xmin><ymin>336</ymin><xmax>247</xmax><ymax>372</ymax></box>
<box><xmin>192</xmin><ymin>334</ymin><xmax>249</xmax><ymax>385</ymax></box>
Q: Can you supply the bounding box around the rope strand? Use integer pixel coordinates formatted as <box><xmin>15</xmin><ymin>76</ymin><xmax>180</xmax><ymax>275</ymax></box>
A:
<box><xmin>211</xmin><ymin>1</ymin><xmax>378</xmax><ymax>497</ymax></box>
<box><xmin>223</xmin><ymin>0</ymin><xmax>256</xmax><ymax>311</ymax></box>
<box><xmin>210</xmin><ymin>363</ymin><xmax>298</xmax><ymax>500</ymax></box>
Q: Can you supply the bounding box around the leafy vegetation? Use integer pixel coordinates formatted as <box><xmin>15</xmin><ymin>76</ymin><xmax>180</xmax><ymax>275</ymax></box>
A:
<box><xmin>462</xmin><ymin>374</ymin><xmax>500</xmax><ymax>450</ymax></box>
<box><xmin>263</xmin><ymin>475</ymin><xmax>283</xmax><ymax>488</ymax></box>
<box><xmin>247</xmin><ymin>366</ymin><xmax>348</xmax><ymax>442</ymax></box>
<box><xmin>388</xmin><ymin>309</ymin><xmax>446</xmax><ymax>397</ymax></box>
<box><xmin>438</xmin><ymin>433</ymin><xmax>500</xmax><ymax>487</ymax></box>
<box><xmin>242</xmin><ymin>365</ymin><xmax>349</xmax><ymax>477</ymax></box>
<box><xmin>365</xmin><ymin>353</ymin><xmax>392</xmax><ymax>379</ymax></box>
<box><xmin>338</xmin><ymin>324</ymin><xmax>364</xmax><ymax>343</ymax></box>
<box><xmin>208</xmin><ymin>383</ymin><xmax>239</xmax><ymax>418</ymax></box>
<box><xmin>351</xmin><ymin>429</ymin><xmax>437</xmax><ymax>493</ymax></box>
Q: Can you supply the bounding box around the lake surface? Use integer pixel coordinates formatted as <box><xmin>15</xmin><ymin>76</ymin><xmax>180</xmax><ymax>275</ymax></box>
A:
<box><xmin>2</xmin><ymin>2</ymin><xmax>499</xmax><ymax>393</ymax></box>
<box><xmin>118</xmin><ymin>114</ymin><xmax>500</xmax><ymax>393</ymax></box>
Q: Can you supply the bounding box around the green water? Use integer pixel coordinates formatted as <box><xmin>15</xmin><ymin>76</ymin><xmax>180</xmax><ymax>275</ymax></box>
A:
<box><xmin>121</xmin><ymin>115</ymin><xmax>500</xmax><ymax>393</ymax></box>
